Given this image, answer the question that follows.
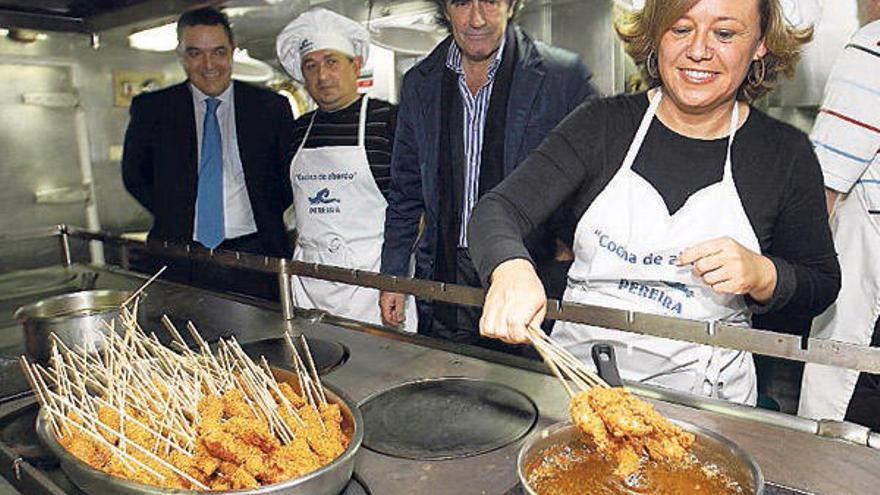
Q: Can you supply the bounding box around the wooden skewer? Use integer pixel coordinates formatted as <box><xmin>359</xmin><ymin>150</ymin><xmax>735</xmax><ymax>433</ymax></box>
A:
<box><xmin>298</xmin><ymin>335</ymin><xmax>327</xmax><ymax>405</ymax></box>
<box><xmin>46</xmin><ymin>397</ymin><xmax>208</xmax><ymax>491</ymax></box>
<box><xmin>121</xmin><ymin>266</ymin><xmax>167</xmax><ymax>307</ymax></box>
<box><xmin>525</xmin><ymin>325</ymin><xmax>609</xmax><ymax>395</ymax></box>
<box><xmin>260</xmin><ymin>357</ymin><xmax>304</xmax><ymax>426</ymax></box>
<box><xmin>50</xmin><ymin>390</ymin><xmax>194</xmax><ymax>457</ymax></box>
<box><xmin>22</xmin><ymin>284</ymin><xmax>339</xmax><ymax>488</ymax></box>
<box><xmin>44</xmin><ymin>406</ymin><xmax>161</xmax><ymax>479</ymax></box>
<box><xmin>19</xmin><ymin>358</ymin><xmax>62</xmax><ymax>437</ymax></box>
<box><xmin>529</xmin><ymin>336</ymin><xmax>576</xmax><ymax>398</ymax></box>
<box><xmin>529</xmin><ymin>334</ymin><xmax>598</xmax><ymax>390</ymax></box>
<box><xmin>160</xmin><ymin>315</ymin><xmax>187</xmax><ymax>348</ymax></box>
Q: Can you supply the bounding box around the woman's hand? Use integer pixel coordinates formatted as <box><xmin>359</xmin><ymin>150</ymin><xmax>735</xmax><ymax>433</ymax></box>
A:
<box><xmin>677</xmin><ymin>237</ymin><xmax>777</xmax><ymax>303</ymax></box>
<box><xmin>480</xmin><ymin>259</ymin><xmax>547</xmax><ymax>344</ymax></box>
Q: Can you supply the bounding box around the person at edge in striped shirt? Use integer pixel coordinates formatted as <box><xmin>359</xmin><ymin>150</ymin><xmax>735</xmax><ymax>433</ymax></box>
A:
<box><xmin>799</xmin><ymin>0</ymin><xmax>880</xmax><ymax>431</ymax></box>
<box><xmin>379</xmin><ymin>0</ymin><xmax>597</xmax><ymax>351</ymax></box>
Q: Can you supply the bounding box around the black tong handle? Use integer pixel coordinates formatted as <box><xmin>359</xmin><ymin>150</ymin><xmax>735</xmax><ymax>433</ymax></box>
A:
<box><xmin>591</xmin><ymin>343</ymin><xmax>624</xmax><ymax>387</ymax></box>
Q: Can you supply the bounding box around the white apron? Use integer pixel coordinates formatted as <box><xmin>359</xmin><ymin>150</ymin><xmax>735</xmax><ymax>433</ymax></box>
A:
<box><xmin>552</xmin><ymin>90</ymin><xmax>758</xmax><ymax>405</ymax></box>
<box><xmin>799</xmin><ymin>188</ymin><xmax>880</xmax><ymax>420</ymax></box>
<box><xmin>290</xmin><ymin>96</ymin><xmax>417</xmax><ymax>331</ymax></box>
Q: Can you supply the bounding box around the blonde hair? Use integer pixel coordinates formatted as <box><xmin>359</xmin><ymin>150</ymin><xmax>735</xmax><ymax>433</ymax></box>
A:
<box><xmin>614</xmin><ymin>0</ymin><xmax>813</xmax><ymax>101</ymax></box>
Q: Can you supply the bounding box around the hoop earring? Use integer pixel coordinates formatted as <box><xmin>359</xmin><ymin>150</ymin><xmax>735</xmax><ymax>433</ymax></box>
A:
<box><xmin>645</xmin><ymin>50</ymin><xmax>659</xmax><ymax>79</ymax></box>
<box><xmin>748</xmin><ymin>58</ymin><xmax>766</xmax><ymax>87</ymax></box>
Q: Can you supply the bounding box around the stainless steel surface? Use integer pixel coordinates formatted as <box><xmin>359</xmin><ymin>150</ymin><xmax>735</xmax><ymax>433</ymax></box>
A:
<box><xmin>0</xmin><ymin>27</ymin><xmax>182</xmax><ymax>269</ymax></box>
<box><xmin>241</xmin><ymin>336</ymin><xmax>348</xmax><ymax>375</ymax></box>
<box><xmin>0</xmin><ymin>61</ymin><xmax>88</xmax><ymax>271</ymax></box>
<box><xmin>622</xmin><ymin>382</ymin><xmax>821</xmax><ymax>436</ymax></box>
<box><xmin>14</xmin><ymin>289</ymin><xmax>131</xmax><ymax>362</ymax></box>
<box><xmin>518</xmin><ymin>0</ymin><xmax>625</xmax><ymax>96</ymax></box>
<box><xmin>67</xmin><ymin>227</ymin><xmax>880</xmax><ymax>376</ymax></box>
<box><xmin>0</xmin><ymin>267</ymin><xmax>78</xmax><ymax>303</ymax></box>
<box><xmin>0</xmin><ymin>265</ymin><xmax>876</xmax><ymax>495</ymax></box>
<box><xmin>34</xmin><ymin>373</ymin><xmax>363</xmax><ymax>495</ymax></box>
<box><xmin>0</xmin><ymin>10</ymin><xmax>88</xmax><ymax>33</ymax></box>
<box><xmin>278</xmin><ymin>258</ymin><xmax>295</xmax><ymax>321</ymax></box>
<box><xmin>59</xmin><ymin>227</ymin><xmax>71</xmax><ymax>268</ymax></box>
<box><xmin>517</xmin><ymin>420</ymin><xmax>764</xmax><ymax>495</ymax></box>
<box><xmin>816</xmin><ymin>419</ymin><xmax>872</xmax><ymax>446</ymax></box>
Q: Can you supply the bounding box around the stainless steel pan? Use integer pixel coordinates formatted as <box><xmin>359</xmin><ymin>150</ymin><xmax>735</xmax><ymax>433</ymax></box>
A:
<box><xmin>519</xmin><ymin>344</ymin><xmax>764</xmax><ymax>494</ymax></box>
<box><xmin>15</xmin><ymin>289</ymin><xmax>134</xmax><ymax>362</ymax></box>
<box><xmin>517</xmin><ymin>419</ymin><xmax>764</xmax><ymax>495</ymax></box>
<box><xmin>35</xmin><ymin>366</ymin><xmax>363</xmax><ymax>495</ymax></box>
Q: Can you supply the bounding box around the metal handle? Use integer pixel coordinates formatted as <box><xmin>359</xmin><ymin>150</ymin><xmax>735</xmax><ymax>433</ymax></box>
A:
<box><xmin>278</xmin><ymin>258</ymin><xmax>295</xmax><ymax>321</ymax></box>
<box><xmin>58</xmin><ymin>226</ymin><xmax>880</xmax><ymax>375</ymax></box>
<box><xmin>591</xmin><ymin>343</ymin><xmax>623</xmax><ymax>387</ymax></box>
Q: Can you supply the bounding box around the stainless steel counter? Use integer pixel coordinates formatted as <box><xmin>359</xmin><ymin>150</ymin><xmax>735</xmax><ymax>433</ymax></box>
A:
<box><xmin>0</xmin><ymin>264</ymin><xmax>877</xmax><ymax>495</ymax></box>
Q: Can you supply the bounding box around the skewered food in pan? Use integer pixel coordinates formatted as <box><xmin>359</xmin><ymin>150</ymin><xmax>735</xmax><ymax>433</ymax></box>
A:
<box><xmin>569</xmin><ymin>387</ymin><xmax>694</xmax><ymax>478</ymax></box>
<box><xmin>525</xmin><ymin>328</ymin><xmax>749</xmax><ymax>494</ymax></box>
<box><xmin>524</xmin><ymin>432</ymin><xmax>746</xmax><ymax>495</ymax></box>
<box><xmin>21</xmin><ymin>297</ymin><xmax>349</xmax><ymax>491</ymax></box>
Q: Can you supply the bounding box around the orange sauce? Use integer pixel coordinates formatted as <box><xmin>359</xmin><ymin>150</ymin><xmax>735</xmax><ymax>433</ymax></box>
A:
<box><xmin>525</xmin><ymin>440</ymin><xmax>745</xmax><ymax>495</ymax></box>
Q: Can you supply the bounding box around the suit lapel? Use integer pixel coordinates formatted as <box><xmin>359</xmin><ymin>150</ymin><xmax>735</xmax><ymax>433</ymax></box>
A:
<box><xmin>176</xmin><ymin>82</ymin><xmax>197</xmax><ymax>174</ymax></box>
<box><xmin>416</xmin><ymin>41</ymin><xmax>447</xmax><ymax>214</ymax></box>
<box><xmin>232</xmin><ymin>81</ymin><xmax>256</xmax><ymax>183</ymax></box>
<box><xmin>178</xmin><ymin>83</ymin><xmax>198</xmax><ymax>225</ymax></box>
<box><xmin>504</xmin><ymin>28</ymin><xmax>545</xmax><ymax>176</ymax></box>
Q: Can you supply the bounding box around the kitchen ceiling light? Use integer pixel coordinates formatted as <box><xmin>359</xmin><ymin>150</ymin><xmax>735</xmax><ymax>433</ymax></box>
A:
<box><xmin>232</xmin><ymin>49</ymin><xmax>274</xmax><ymax>83</ymax></box>
<box><xmin>128</xmin><ymin>22</ymin><xmax>177</xmax><ymax>52</ymax></box>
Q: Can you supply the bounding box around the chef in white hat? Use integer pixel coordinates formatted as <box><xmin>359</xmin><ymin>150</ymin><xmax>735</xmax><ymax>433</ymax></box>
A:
<box><xmin>277</xmin><ymin>7</ymin><xmax>417</xmax><ymax>332</ymax></box>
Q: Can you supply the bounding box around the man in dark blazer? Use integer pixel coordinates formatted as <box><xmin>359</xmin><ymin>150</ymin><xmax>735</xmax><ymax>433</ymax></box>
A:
<box><xmin>379</xmin><ymin>0</ymin><xmax>597</xmax><ymax>342</ymax></box>
<box><xmin>122</xmin><ymin>7</ymin><xmax>294</xmax><ymax>298</ymax></box>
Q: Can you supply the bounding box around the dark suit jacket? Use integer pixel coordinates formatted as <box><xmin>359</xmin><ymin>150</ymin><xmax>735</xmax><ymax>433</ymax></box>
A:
<box><xmin>122</xmin><ymin>81</ymin><xmax>294</xmax><ymax>257</ymax></box>
<box><xmin>381</xmin><ymin>26</ymin><xmax>597</xmax><ymax>280</ymax></box>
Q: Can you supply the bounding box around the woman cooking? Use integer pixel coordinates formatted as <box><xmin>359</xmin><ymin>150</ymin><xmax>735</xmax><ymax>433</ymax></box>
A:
<box><xmin>468</xmin><ymin>0</ymin><xmax>840</xmax><ymax>405</ymax></box>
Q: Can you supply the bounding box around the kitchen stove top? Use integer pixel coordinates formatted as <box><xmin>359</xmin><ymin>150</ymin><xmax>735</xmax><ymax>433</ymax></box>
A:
<box><xmin>0</xmin><ymin>265</ymin><xmax>872</xmax><ymax>495</ymax></box>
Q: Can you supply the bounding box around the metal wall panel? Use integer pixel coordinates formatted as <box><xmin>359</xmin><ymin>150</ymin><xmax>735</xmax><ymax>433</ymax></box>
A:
<box><xmin>0</xmin><ymin>62</ymin><xmax>86</xmax><ymax>269</ymax></box>
<box><xmin>0</xmin><ymin>31</ymin><xmax>181</xmax><ymax>269</ymax></box>
<box><xmin>519</xmin><ymin>0</ymin><xmax>624</xmax><ymax>97</ymax></box>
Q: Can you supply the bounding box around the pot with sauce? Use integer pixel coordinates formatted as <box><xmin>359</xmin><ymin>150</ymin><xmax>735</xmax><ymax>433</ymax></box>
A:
<box><xmin>517</xmin><ymin>419</ymin><xmax>763</xmax><ymax>495</ymax></box>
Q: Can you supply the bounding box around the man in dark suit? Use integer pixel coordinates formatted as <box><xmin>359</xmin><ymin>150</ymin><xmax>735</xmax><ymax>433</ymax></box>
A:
<box><xmin>122</xmin><ymin>7</ymin><xmax>294</xmax><ymax>299</ymax></box>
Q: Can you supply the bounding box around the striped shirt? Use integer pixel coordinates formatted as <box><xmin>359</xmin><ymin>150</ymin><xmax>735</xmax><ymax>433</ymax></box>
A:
<box><xmin>290</xmin><ymin>96</ymin><xmax>397</xmax><ymax>198</ymax></box>
<box><xmin>810</xmin><ymin>20</ymin><xmax>880</xmax><ymax>209</ymax></box>
<box><xmin>446</xmin><ymin>35</ymin><xmax>507</xmax><ymax>247</ymax></box>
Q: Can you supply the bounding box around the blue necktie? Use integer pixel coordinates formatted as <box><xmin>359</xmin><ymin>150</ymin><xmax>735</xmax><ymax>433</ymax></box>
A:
<box><xmin>196</xmin><ymin>97</ymin><xmax>224</xmax><ymax>249</ymax></box>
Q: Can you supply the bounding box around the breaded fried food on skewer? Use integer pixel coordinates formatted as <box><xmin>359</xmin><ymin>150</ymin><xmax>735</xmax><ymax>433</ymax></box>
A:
<box><xmin>569</xmin><ymin>387</ymin><xmax>694</xmax><ymax>478</ymax></box>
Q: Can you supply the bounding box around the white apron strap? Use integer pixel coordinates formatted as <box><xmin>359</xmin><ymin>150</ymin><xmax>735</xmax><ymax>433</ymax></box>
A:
<box><xmin>621</xmin><ymin>89</ymin><xmax>664</xmax><ymax>172</ymax></box>
<box><xmin>295</xmin><ymin>95</ymin><xmax>369</xmax><ymax>155</ymax></box>
<box><xmin>297</xmin><ymin>112</ymin><xmax>317</xmax><ymax>155</ymax></box>
<box><xmin>722</xmin><ymin>101</ymin><xmax>740</xmax><ymax>182</ymax></box>
<box><xmin>358</xmin><ymin>95</ymin><xmax>369</xmax><ymax>147</ymax></box>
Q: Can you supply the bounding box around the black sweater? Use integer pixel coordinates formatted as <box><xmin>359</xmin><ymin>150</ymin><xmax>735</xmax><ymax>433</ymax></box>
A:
<box><xmin>468</xmin><ymin>92</ymin><xmax>840</xmax><ymax>318</ymax></box>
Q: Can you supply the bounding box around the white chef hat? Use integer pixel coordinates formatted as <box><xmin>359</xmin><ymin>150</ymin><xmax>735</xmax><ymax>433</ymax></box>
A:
<box><xmin>276</xmin><ymin>7</ymin><xmax>370</xmax><ymax>82</ymax></box>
